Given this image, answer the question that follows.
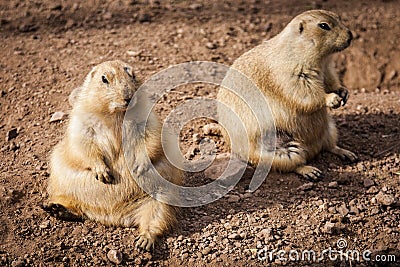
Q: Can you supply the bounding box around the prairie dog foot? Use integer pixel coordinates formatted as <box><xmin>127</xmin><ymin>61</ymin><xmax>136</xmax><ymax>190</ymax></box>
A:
<box><xmin>326</xmin><ymin>88</ymin><xmax>349</xmax><ymax>108</ymax></box>
<box><xmin>93</xmin><ymin>164</ymin><xmax>113</xmax><ymax>183</ymax></box>
<box><xmin>42</xmin><ymin>203</ymin><xmax>83</xmax><ymax>222</ymax></box>
<box><xmin>295</xmin><ymin>165</ymin><xmax>323</xmax><ymax>180</ymax></box>
<box><xmin>135</xmin><ymin>234</ymin><xmax>155</xmax><ymax>251</ymax></box>
<box><xmin>330</xmin><ymin>146</ymin><xmax>358</xmax><ymax>162</ymax></box>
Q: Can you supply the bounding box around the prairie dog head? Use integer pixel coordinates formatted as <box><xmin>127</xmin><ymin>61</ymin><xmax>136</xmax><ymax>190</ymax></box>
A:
<box><xmin>78</xmin><ymin>60</ymin><xmax>139</xmax><ymax>114</ymax></box>
<box><xmin>283</xmin><ymin>10</ymin><xmax>353</xmax><ymax>57</ymax></box>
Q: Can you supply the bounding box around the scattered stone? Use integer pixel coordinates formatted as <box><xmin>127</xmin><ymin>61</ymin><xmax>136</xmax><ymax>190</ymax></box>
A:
<box><xmin>257</xmin><ymin>228</ymin><xmax>272</xmax><ymax>239</ymax></box>
<box><xmin>50</xmin><ymin>111</ymin><xmax>67</xmax><ymax>122</ymax></box>
<box><xmin>375</xmin><ymin>191</ymin><xmax>395</xmax><ymax>206</ymax></box>
<box><xmin>328</xmin><ymin>181</ymin><xmax>338</xmax><ymax>188</ymax></box>
<box><xmin>204</xmin><ymin>156</ymin><xmax>246</xmax><ymax>181</ymax></box>
<box><xmin>328</xmin><ymin>207</ymin><xmax>337</xmax><ymax>214</ymax></box>
<box><xmin>265</xmin><ymin>22</ymin><xmax>273</xmax><ymax>32</ymax></box>
<box><xmin>349</xmin><ymin>205</ymin><xmax>359</xmax><ymax>215</ymax></box>
<box><xmin>126</xmin><ymin>50</ymin><xmax>142</xmax><ymax>57</ymax></box>
<box><xmin>228</xmin><ymin>233</ymin><xmax>242</xmax><ymax>240</ymax></box>
<box><xmin>203</xmin><ymin>123</ymin><xmax>221</xmax><ymax>135</ymax></box>
<box><xmin>205</xmin><ymin>42</ymin><xmax>217</xmax><ymax>50</ymax></box>
<box><xmin>189</xmin><ymin>3</ymin><xmax>203</xmax><ymax>10</ymax></box>
<box><xmin>107</xmin><ymin>249</ymin><xmax>123</xmax><ymax>265</ymax></box>
<box><xmin>366</xmin><ymin>186</ymin><xmax>379</xmax><ymax>194</ymax></box>
<box><xmin>357</xmin><ymin>203</ymin><xmax>367</xmax><ymax>211</ymax></box>
<box><xmin>9</xmin><ymin>141</ymin><xmax>19</xmax><ymax>151</ymax></box>
<box><xmin>65</xmin><ymin>19</ymin><xmax>76</xmax><ymax>29</ymax></box>
<box><xmin>337</xmin><ymin>204</ymin><xmax>349</xmax><ymax>216</ymax></box>
<box><xmin>6</xmin><ymin>128</ymin><xmax>18</xmax><ymax>141</ymax></box>
<box><xmin>50</xmin><ymin>3</ymin><xmax>62</xmax><ymax>10</ymax></box>
<box><xmin>39</xmin><ymin>220</ymin><xmax>50</xmax><ymax>229</ymax></box>
<box><xmin>202</xmin><ymin>247</ymin><xmax>212</xmax><ymax>255</ymax></box>
<box><xmin>363</xmin><ymin>179</ymin><xmax>375</xmax><ymax>188</ymax></box>
<box><xmin>227</xmin><ymin>195</ymin><xmax>240</xmax><ymax>203</ymax></box>
<box><xmin>388</xmin><ymin>70</ymin><xmax>397</xmax><ymax>80</ymax></box>
<box><xmin>181</xmin><ymin>253</ymin><xmax>189</xmax><ymax>260</ymax></box>
<box><xmin>192</xmin><ymin>133</ymin><xmax>201</xmax><ymax>143</ymax></box>
<box><xmin>102</xmin><ymin>12</ymin><xmax>113</xmax><ymax>20</ymax></box>
<box><xmin>11</xmin><ymin>259</ymin><xmax>25</xmax><ymax>267</ymax></box>
<box><xmin>321</xmin><ymin>221</ymin><xmax>335</xmax><ymax>234</ymax></box>
<box><xmin>138</xmin><ymin>13</ymin><xmax>151</xmax><ymax>23</ymax></box>
<box><xmin>297</xmin><ymin>182</ymin><xmax>314</xmax><ymax>191</ymax></box>
<box><xmin>185</xmin><ymin>146</ymin><xmax>198</xmax><ymax>159</ymax></box>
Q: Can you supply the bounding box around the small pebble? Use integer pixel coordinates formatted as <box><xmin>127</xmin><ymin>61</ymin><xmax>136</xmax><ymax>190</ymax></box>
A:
<box><xmin>375</xmin><ymin>191</ymin><xmax>395</xmax><ymax>206</ymax></box>
<box><xmin>107</xmin><ymin>249</ymin><xmax>123</xmax><ymax>265</ymax></box>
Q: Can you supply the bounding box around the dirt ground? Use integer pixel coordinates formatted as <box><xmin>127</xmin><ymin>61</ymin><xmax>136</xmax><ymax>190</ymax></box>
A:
<box><xmin>1</xmin><ymin>0</ymin><xmax>400</xmax><ymax>266</ymax></box>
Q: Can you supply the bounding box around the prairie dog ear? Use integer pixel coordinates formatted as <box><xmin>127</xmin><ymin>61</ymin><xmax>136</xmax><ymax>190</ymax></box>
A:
<box><xmin>68</xmin><ymin>87</ymin><xmax>83</xmax><ymax>106</ymax></box>
<box><xmin>299</xmin><ymin>21</ymin><xmax>304</xmax><ymax>34</ymax></box>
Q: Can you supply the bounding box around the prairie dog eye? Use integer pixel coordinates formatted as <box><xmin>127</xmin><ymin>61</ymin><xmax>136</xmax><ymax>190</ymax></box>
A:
<box><xmin>102</xmin><ymin>75</ymin><xmax>109</xmax><ymax>84</ymax></box>
<box><xmin>318</xmin><ymin>23</ymin><xmax>331</xmax><ymax>31</ymax></box>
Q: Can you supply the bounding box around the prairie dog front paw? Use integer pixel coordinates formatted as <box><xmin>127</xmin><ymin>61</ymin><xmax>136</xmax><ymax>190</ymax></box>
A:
<box><xmin>93</xmin><ymin>164</ymin><xmax>113</xmax><ymax>183</ymax></box>
<box><xmin>326</xmin><ymin>87</ymin><xmax>349</xmax><ymax>109</ymax></box>
<box><xmin>326</xmin><ymin>93</ymin><xmax>342</xmax><ymax>109</ymax></box>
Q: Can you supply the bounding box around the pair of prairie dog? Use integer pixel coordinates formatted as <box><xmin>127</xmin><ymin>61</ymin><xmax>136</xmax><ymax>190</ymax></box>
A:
<box><xmin>45</xmin><ymin>9</ymin><xmax>357</xmax><ymax>251</ymax></box>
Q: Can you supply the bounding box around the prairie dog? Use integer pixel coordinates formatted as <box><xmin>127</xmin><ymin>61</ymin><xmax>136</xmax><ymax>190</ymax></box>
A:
<box><xmin>44</xmin><ymin>60</ymin><xmax>183</xmax><ymax>250</ymax></box>
<box><xmin>217</xmin><ymin>10</ymin><xmax>357</xmax><ymax>180</ymax></box>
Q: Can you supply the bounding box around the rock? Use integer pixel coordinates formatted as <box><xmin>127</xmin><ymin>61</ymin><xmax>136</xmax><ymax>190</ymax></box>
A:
<box><xmin>297</xmin><ymin>182</ymin><xmax>314</xmax><ymax>191</ymax></box>
<box><xmin>204</xmin><ymin>156</ymin><xmax>246</xmax><ymax>181</ymax></box>
<box><xmin>9</xmin><ymin>141</ymin><xmax>19</xmax><ymax>151</ymax></box>
<box><xmin>227</xmin><ymin>195</ymin><xmax>240</xmax><ymax>203</ymax></box>
<box><xmin>0</xmin><ymin>90</ymin><xmax>5</xmax><ymax>97</ymax></box>
<box><xmin>138</xmin><ymin>13</ymin><xmax>151</xmax><ymax>23</ymax></box>
<box><xmin>107</xmin><ymin>249</ymin><xmax>123</xmax><ymax>265</ymax></box>
<box><xmin>126</xmin><ymin>50</ymin><xmax>142</xmax><ymax>57</ymax></box>
<box><xmin>363</xmin><ymin>179</ymin><xmax>375</xmax><ymax>188</ymax></box>
<box><xmin>192</xmin><ymin>133</ymin><xmax>201</xmax><ymax>143</ymax></box>
<box><xmin>337</xmin><ymin>204</ymin><xmax>349</xmax><ymax>216</ymax></box>
<box><xmin>257</xmin><ymin>228</ymin><xmax>272</xmax><ymax>239</ymax></box>
<box><xmin>388</xmin><ymin>70</ymin><xmax>398</xmax><ymax>80</ymax></box>
<box><xmin>202</xmin><ymin>247</ymin><xmax>212</xmax><ymax>255</ymax></box>
<box><xmin>11</xmin><ymin>259</ymin><xmax>25</xmax><ymax>267</ymax></box>
<box><xmin>50</xmin><ymin>111</ymin><xmax>67</xmax><ymax>122</ymax></box>
<box><xmin>349</xmin><ymin>205</ymin><xmax>359</xmax><ymax>215</ymax></box>
<box><xmin>6</xmin><ymin>128</ymin><xmax>18</xmax><ymax>141</ymax></box>
<box><xmin>189</xmin><ymin>3</ymin><xmax>203</xmax><ymax>10</ymax></box>
<box><xmin>181</xmin><ymin>252</ymin><xmax>189</xmax><ymax>260</ymax></box>
<box><xmin>203</xmin><ymin>123</ymin><xmax>221</xmax><ymax>135</ymax></box>
<box><xmin>205</xmin><ymin>42</ymin><xmax>217</xmax><ymax>49</ymax></box>
<box><xmin>366</xmin><ymin>186</ymin><xmax>379</xmax><ymax>194</ymax></box>
<box><xmin>185</xmin><ymin>146</ymin><xmax>198</xmax><ymax>159</ymax></box>
<box><xmin>65</xmin><ymin>19</ymin><xmax>76</xmax><ymax>29</ymax></box>
<box><xmin>375</xmin><ymin>191</ymin><xmax>395</xmax><ymax>206</ymax></box>
<box><xmin>321</xmin><ymin>221</ymin><xmax>335</xmax><ymax>234</ymax></box>
<box><xmin>39</xmin><ymin>220</ymin><xmax>50</xmax><ymax>229</ymax></box>
<box><xmin>50</xmin><ymin>3</ymin><xmax>62</xmax><ymax>10</ymax></box>
<box><xmin>328</xmin><ymin>181</ymin><xmax>338</xmax><ymax>188</ymax></box>
<box><xmin>228</xmin><ymin>233</ymin><xmax>242</xmax><ymax>240</ymax></box>
<box><xmin>102</xmin><ymin>12</ymin><xmax>113</xmax><ymax>20</ymax></box>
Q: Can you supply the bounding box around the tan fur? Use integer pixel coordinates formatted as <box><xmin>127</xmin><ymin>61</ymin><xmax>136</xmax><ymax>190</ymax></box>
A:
<box><xmin>46</xmin><ymin>60</ymin><xmax>183</xmax><ymax>250</ymax></box>
<box><xmin>217</xmin><ymin>10</ymin><xmax>357</xmax><ymax>180</ymax></box>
